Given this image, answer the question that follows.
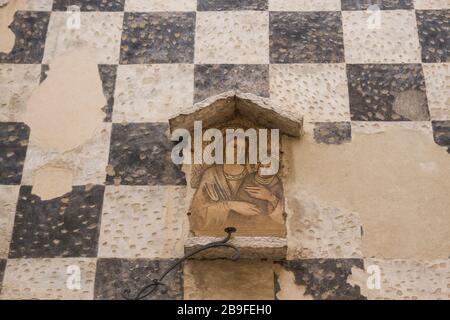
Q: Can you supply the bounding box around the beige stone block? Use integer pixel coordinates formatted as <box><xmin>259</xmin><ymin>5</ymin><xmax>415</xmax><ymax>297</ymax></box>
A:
<box><xmin>0</xmin><ymin>185</ymin><xmax>19</xmax><ymax>258</ymax></box>
<box><xmin>184</xmin><ymin>260</ymin><xmax>274</xmax><ymax>300</ymax></box>
<box><xmin>423</xmin><ymin>63</ymin><xmax>450</xmax><ymax>120</ymax></box>
<box><xmin>269</xmin><ymin>0</ymin><xmax>341</xmax><ymax>11</ymax></box>
<box><xmin>414</xmin><ymin>0</ymin><xmax>450</xmax><ymax>9</ymax></box>
<box><xmin>195</xmin><ymin>11</ymin><xmax>269</xmax><ymax>64</ymax></box>
<box><xmin>21</xmin><ymin>123</ymin><xmax>111</xmax><ymax>186</ymax></box>
<box><xmin>348</xmin><ymin>259</ymin><xmax>450</xmax><ymax>300</ymax></box>
<box><xmin>270</xmin><ymin>64</ymin><xmax>350</xmax><ymax>122</ymax></box>
<box><xmin>0</xmin><ymin>64</ymin><xmax>41</xmax><ymax>122</ymax></box>
<box><xmin>113</xmin><ymin>64</ymin><xmax>194</xmax><ymax>123</ymax></box>
<box><xmin>125</xmin><ymin>0</ymin><xmax>196</xmax><ymax>11</ymax></box>
<box><xmin>0</xmin><ymin>258</ymin><xmax>96</xmax><ymax>300</ymax></box>
<box><xmin>98</xmin><ymin>186</ymin><xmax>188</xmax><ymax>259</ymax></box>
<box><xmin>342</xmin><ymin>10</ymin><xmax>421</xmax><ymax>63</ymax></box>
<box><xmin>286</xmin><ymin>192</ymin><xmax>363</xmax><ymax>259</ymax></box>
<box><xmin>43</xmin><ymin>12</ymin><xmax>123</xmax><ymax>64</ymax></box>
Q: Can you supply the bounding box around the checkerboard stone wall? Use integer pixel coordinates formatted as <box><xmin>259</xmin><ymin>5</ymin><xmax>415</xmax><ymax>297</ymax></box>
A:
<box><xmin>0</xmin><ymin>0</ymin><xmax>449</xmax><ymax>300</ymax></box>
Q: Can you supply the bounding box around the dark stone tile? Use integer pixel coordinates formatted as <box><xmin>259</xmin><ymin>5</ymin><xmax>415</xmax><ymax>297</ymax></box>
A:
<box><xmin>314</xmin><ymin>122</ymin><xmax>352</xmax><ymax>144</ymax></box>
<box><xmin>94</xmin><ymin>258</ymin><xmax>183</xmax><ymax>300</ymax></box>
<box><xmin>194</xmin><ymin>64</ymin><xmax>269</xmax><ymax>103</ymax></box>
<box><xmin>98</xmin><ymin>64</ymin><xmax>118</xmax><ymax>122</ymax></box>
<box><xmin>8</xmin><ymin>185</ymin><xmax>105</xmax><ymax>259</ymax></box>
<box><xmin>347</xmin><ymin>64</ymin><xmax>429</xmax><ymax>121</ymax></box>
<box><xmin>120</xmin><ymin>12</ymin><xmax>195</xmax><ymax>64</ymax></box>
<box><xmin>197</xmin><ymin>0</ymin><xmax>268</xmax><ymax>11</ymax></box>
<box><xmin>106</xmin><ymin>123</ymin><xmax>186</xmax><ymax>186</ymax></box>
<box><xmin>40</xmin><ymin>64</ymin><xmax>117</xmax><ymax>122</ymax></box>
<box><xmin>278</xmin><ymin>259</ymin><xmax>367</xmax><ymax>300</ymax></box>
<box><xmin>52</xmin><ymin>0</ymin><xmax>125</xmax><ymax>11</ymax></box>
<box><xmin>341</xmin><ymin>0</ymin><xmax>413</xmax><ymax>10</ymax></box>
<box><xmin>0</xmin><ymin>11</ymin><xmax>50</xmax><ymax>64</ymax></box>
<box><xmin>0</xmin><ymin>123</ymin><xmax>30</xmax><ymax>185</ymax></box>
<box><xmin>432</xmin><ymin>121</ymin><xmax>450</xmax><ymax>153</ymax></box>
<box><xmin>270</xmin><ymin>12</ymin><xmax>344</xmax><ymax>63</ymax></box>
<box><xmin>0</xmin><ymin>259</ymin><xmax>5</xmax><ymax>295</ymax></box>
<box><xmin>416</xmin><ymin>10</ymin><xmax>450</xmax><ymax>63</ymax></box>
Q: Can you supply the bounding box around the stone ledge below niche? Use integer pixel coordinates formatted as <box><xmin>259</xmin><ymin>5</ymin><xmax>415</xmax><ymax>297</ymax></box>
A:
<box><xmin>185</xmin><ymin>236</ymin><xmax>287</xmax><ymax>260</ymax></box>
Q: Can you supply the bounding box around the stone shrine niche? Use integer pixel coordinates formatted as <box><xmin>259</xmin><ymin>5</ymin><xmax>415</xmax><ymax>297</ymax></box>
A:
<box><xmin>169</xmin><ymin>91</ymin><xmax>303</xmax><ymax>259</ymax></box>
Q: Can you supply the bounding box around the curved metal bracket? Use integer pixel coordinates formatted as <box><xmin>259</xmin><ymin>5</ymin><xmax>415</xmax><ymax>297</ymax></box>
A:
<box><xmin>122</xmin><ymin>227</ymin><xmax>240</xmax><ymax>300</ymax></box>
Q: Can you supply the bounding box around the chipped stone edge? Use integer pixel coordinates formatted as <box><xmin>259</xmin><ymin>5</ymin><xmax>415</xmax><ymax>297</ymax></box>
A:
<box><xmin>185</xmin><ymin>236</ymin><xmax>287</xmax><ymax>260</ymax></box>
<box><xmin>169</xmin><ymin>90</ymin><xmax>304</xmax><ymax>137</ymax></box>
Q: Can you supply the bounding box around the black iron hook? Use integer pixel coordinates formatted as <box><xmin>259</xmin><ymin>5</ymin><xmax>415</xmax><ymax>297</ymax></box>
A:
<box><xmin>122</xmin><ymin>227</ymin><xmax>239</xmax><ymax>300</ymax></box>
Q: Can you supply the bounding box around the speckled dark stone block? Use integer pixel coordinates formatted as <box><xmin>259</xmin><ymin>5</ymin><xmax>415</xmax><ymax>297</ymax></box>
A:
<box><xmin>0</xmin><ymin>259</ymin><xmax>5</xmax><ymax>295</ymax></box>
<box><xmin>106</xmin><ymin>123</ymin><xmax>186</xmax><ymax>186</ymax></box>
<box><xmin>120</xmin><ymin>12</ymin><xmax>195</xmax><ymax>64</ymax></box>
<box><xmin>341</xmin><ymin>0</ymin><xmax>413</xmax><ymax>10</ymax></box>
<box><xmin>52</xmin><ymin>0</ymin><xmax>125</xmax><ymax>11</ymax></box>
<box><xmin>416</xmin><ymin>10</ymin><xmax>450</xmax><ymax>63</ymax></box>
<box><xmin>194</xmin><ymin>64</ymin><xmax>269</xmax><ymax>103</ymax></box>
<box><xmin>314</xmin><ymin>122</ymin><xmax>352</xmax><ymax>145</ymax></box>
<box><xmin>8</xmin><ymin>185</ymin><xmax>105</xmax><ymax>258</ymax></box>
<box><xmin>0</xmin><ymin>11</ymin><xmax>50</xmax><ymax>64</ymax></box>
<box><xmin>347</xmin><ymin>64</ymin><xmax>429</xmax><ymax>121</ymax></box>
<box><xmin>98</xmin><ymin>64</ymin><xmax>117</xmax><ymax>122</ymax></box>
<box><xmin>432</xmin><ymin>121</ymin><xmax>450</xmax><ymax>153</ymax></box>
<box><xmin>0</xmin><ymin>123</ymin><xmax>30</xmax><ymax>185</ymax></box>
<box><xmin>94</xmin><ymin>258</ymin><xmax>183</xmax><ymax>300</ymax></box>
<box><xmin>278</xmin><ymin>259</ymin><xmax>366</xmax><ymax>300</ymax></box>
<box><xmin>197</xmin><ymin>0</ymin><xmax>268</xmax><ymax>11</ymax></box>
<box><xmin>39</xmin><ymin>64</ymin><xmax>117</xmax><ymax>122</ymax></box>
<box><xmin>270</xmin><ymin>12</ymin><xmax>344</xmax><ymax>63</ymax></box>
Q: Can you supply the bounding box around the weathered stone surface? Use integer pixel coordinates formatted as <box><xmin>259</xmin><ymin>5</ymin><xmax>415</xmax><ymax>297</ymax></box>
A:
<box><xmin>269</xmin><ymin>0</ymin><xmax>341</xmax><ymax>11</ymax></box>
<box><xmin>348</xmin><ymin>259</ymin><xmax>450</xmax><ymax>300</ymax></box>
<box><xmin>185</xmin><ymin>236</ymin><xmax>287</xmax><ymax>260</ymax></box>
<box><xmin>194</xmin><ymin>64</ymin><xmax>269</xmax><ymax>103</ymax></box>
<box><xmin>197</xmin><ymin>0</ymin><xmax>268</xmax><ymax>11</ymax></box>
<box><xmin>0</xmin><ymin>185</ymin><xmax>19</xmax><ymax>258</ymax></box>
<box><xmin>314</xmin><ymin>122</ymin><xmax>352</xmax><ymax>145</ymax></box>
<box><xmin>184</xmin><ymin>260</ymin><xmax>274</xmax><ymax>300</ymax></box>
<box><xmin>432</xmin><ymin>120</ymin><xmax>450</xmax><ymax>152</ymax></box>
<box><xmin>106</xmin><ymin>123</ymin><xmax>186</xmax><ymax>186</ymax></box>
<box><xmin>270</xmin><ymin>64</ymin><xmax>350</xmax><ymax>122</ymax></box>
<box><xmin>287</xmin><ymin>192</ymin><xmax>362</xmax><ymax>259</ymax></box>
<box><xmin>284</xmin><ymin>127</ymin><xmax>450</xmax><ymax>260</ymax></box>
<box><xmin>0</xmin><ymin>258</ymin><xmax>96</xmax><ymax>299</ymax></box>
<box><xmin>0</xmin><ymin>11</ymin><xmax>50</xmax><ymax>64</ymax></box>
<box><xmin>195</xmin><ymin>11</ymin><xmax>269</xmax><ymax>64</ymax></box>
<box><xmin>347</xmin><ymin>64</ymin><xmax>429</xmax><ymax>121</ymax></box>
<box><xmin>113</xmin><ymin>64</ymin><xmax>194</xmax><ymax>122</ymax></box>
<box><xmin>52</xmin><ymin>0</ymin><xmax>125</xmax><ymax>11</ymax></box>
<box><xmin>342</xmin><ymin>10</ymin><xmax>421</xmax><ymax>63</ymax></box>
<box><xmin>125</xmin><ymin>0</ymin><xmax>196</xmax><ymax>11</ymax></box>
<box><xmin>0</xmin><ymin>122</ymin><xmax>29</xmax><ymax>185</ymax></box>
<box><xmin>416</xmin><ymin>10</ymin><xmax>450</xmax><ymax>63</ymax></box>
<box><xmin>414</xmin><ymin>0</ymin><xmax>450</xmax><ymax>9</ymax></box>
<box><xmin>120</xmin><ymin>12</ymin><xmax>195</xmax><ymax>64</ymax></box>
<box><xmin>423</xmin><ymin>63</ymin><xmax>450</xmax><ymax>120</ymax></box>
<box><xmin>43</xmin><ymin>12</ymin><xmax>123</xmax><ymax>64</ymax></box>
<box><xmin>341</xmin><ymin>0</ymin><xmax>413</xmax><ymax>10</ymax></box>
<box><xmin>98</xmin><ymin>186</ymin><xmax>188</xmax><ymax>259</ymax></box>
<box><xmin>0</xmin><ymin>64</ymin><xmax>41</xmax><ymax>122</ymax></box>
<box><xmin>276</xmin><ymin>259</ymin><xmax>366</xmax><ymax>300</ymax></box>
<box><xmin>21</xmin><ymin>123</ymin><xmax>111</xmax><ymax>186</ymax></box>
<box><xmin>270</xmin><ymin>12</ymin><xmax>344</xmax><ymax>63</ymax></box>
<box><xmin>94</xmin><ymin>258</ymin><xmax>183</xmax><ymax>300</ymax></box>
<box><xmin>169</xmin><ymin>91</ymin><xmax>303</xmax><ymax>138</ymax></box>
<box><xmin>9</xmin><ymin>185</ymin><xmax>104</xmax><ymax>258</ymax></box>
